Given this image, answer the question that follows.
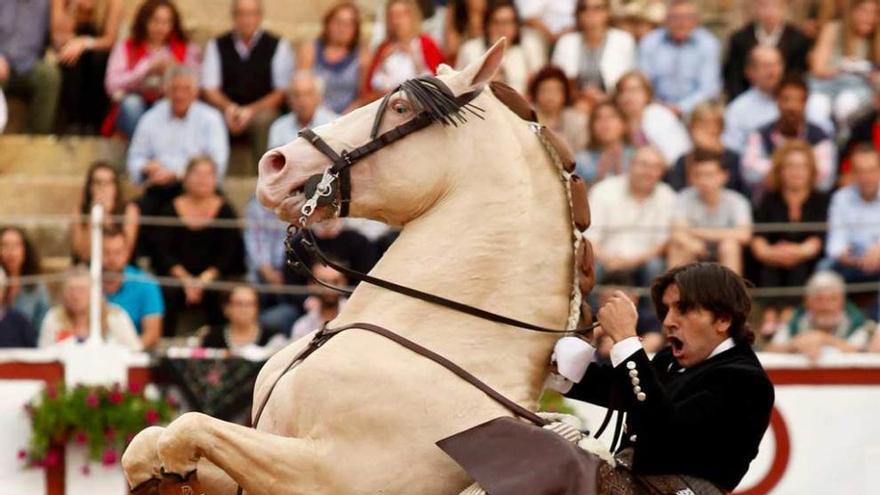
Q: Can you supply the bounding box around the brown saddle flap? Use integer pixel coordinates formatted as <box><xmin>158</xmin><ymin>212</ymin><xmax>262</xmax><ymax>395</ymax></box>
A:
<box><xmin>437</xmin><ymin>417</ymin><xmax>600</xmax><ymax>495</ymax></box>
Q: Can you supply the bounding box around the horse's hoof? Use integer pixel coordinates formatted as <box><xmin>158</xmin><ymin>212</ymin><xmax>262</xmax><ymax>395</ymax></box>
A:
<box><xmin>159</xmin><ymin>470</ymin><xmax>204</xmax><ymax>495</ymax></box>
<box><xmin>130</xmin><ymin>477</ymin><xmax>160</xmax><ymax>495</ymax></box>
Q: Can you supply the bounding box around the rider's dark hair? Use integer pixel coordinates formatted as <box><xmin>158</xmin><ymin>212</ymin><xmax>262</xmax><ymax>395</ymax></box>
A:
<box><xmin>651</xmin><ymin>262</ymin><xmax>755</xmax><ymax>346</ymax></box>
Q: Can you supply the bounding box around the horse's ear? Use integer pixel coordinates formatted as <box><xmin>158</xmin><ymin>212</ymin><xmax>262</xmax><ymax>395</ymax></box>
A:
<box><xmin>458</xmin><ymin>37</ymin><xmax>506</xmax><ymax>90</ymax></box>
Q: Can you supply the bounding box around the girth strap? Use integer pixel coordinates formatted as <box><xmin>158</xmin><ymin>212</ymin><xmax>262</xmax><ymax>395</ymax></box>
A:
<box><xmin>251</xmin><ymin>322</ymin><xmax>549</xmax><ymax>430</ymax></box>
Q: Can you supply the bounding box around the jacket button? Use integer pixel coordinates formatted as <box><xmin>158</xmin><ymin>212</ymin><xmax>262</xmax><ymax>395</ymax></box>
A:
<box><xmin>636</xmin><ymin>392</ymin><xmax>647</xmax><ymax>402</ymax></box>
<box><xmin>626</xmin><ymin>361</ymin><xmax>636</xmax><ymax>370</ymax></box>
<box><xmin>629</xmin><ymin>369</ymin><xmax>638</xmax><ymax>378</ymax></box>
<box><xmin>629</xmin><ymin>435</ymin><xmax>637</xmax><ymax>442</ymax></box>
<box><xmin>633</xmin><ymin>385</ymin><xmax>642</xmax><ymax>394</ymax></box>
<box><xmin>631</xmin><ymin>377</ymin><xmax>640</xmax><ymax>386</ymax></box>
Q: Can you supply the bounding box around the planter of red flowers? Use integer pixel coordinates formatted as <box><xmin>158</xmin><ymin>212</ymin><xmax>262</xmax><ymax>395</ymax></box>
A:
<box><xmin>20</xmin><ymin>382</ymin><xmax>176</xmax><ymax>472</ymax></box>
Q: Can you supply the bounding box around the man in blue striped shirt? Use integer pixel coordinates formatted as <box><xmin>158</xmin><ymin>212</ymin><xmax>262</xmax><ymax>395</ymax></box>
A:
<box><xmin>825</xmin><ymin>145</ymin><xmax>880</xmax><ymax>282</ymax></box>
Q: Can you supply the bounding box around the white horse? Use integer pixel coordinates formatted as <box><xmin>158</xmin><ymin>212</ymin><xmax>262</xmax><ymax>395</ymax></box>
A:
<box><xmin>122</xmin><ymin>40</ymin><xmax>591</xmax><ymax>494</ymax></box>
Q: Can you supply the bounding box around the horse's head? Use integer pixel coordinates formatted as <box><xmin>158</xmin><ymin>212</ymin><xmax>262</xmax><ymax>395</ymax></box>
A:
<box><xmin>256</xmin><ymin>40</ymin><xmax>508</xmax><ymax>226</ymax></box>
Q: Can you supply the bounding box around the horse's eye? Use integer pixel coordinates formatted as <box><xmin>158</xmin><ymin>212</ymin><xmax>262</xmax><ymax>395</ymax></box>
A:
<box><xmin>391</xmin><ymin>101</ymin><xmax>409</xmax><ymax>115</ymax></box>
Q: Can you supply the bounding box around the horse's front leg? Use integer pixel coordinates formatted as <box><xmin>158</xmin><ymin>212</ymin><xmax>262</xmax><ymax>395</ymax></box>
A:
<box><xmin>156</xmin><ymin>412</ymin><xmax>329</xmax><ymax>495</ymax></box>
<box><xmin>122</xmin><ymin>425</ymin><xmax>238</xmax><ymax>494</ymax></box>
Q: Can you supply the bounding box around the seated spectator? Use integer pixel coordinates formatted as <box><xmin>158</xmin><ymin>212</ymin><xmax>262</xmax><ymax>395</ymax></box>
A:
<box><xmin>151</xmin><ymin>157</ymin><xmax>245</xmax><ymax>334</ymax></box>
<box><xmin>444</xmin><ymin>0</ymin><xmax>487</xmax><ymax>65</ymax></box>
<box><xmin>104</xmin><ymin>0</ymin><xmax>199</xmax><ymax>137</ymax></box>
<box><xmin>585</xmin><ymin>145</ymin><xmax>676</xmax><ymax>287</ymax></box>
<box><xmin>613</xmin><ymin>0</ymin><xmax>665</xmax><ymax>42</ymax></box>
<box><xmin>102</xmin><ymin>227</ymin><xmax>164</xmax><ymax>350</ymax></box>
<box><xmin>552</xmin><ymin>0</ymin><xmax>636</xmax><ymax>111</ymax></box>
<box><xmin>574</xmin><ymin>101</ymin><xmax>635</xmax><ymax>183</ymax></box>
<box><xmin>766</xmin><ymin>271</ymin><xmax>874</xmax><ymax>358</ymax></box>
<box><xmin>51</xmin><ymin>0</ymin><xmax>123</xmax><ymax>134</ymax></box>
<box><xmin>839</xmin><ymin>80</ymin><xmax>880</xmax><ymax>181</ymax></box>
<box><xmin>668</xmin><ymin>150</ymin><xmax>753</xmax><ymax>275</ymax></box>
<box><xmin>297</xmin><ymin>2</ymin><xmax>370</xmax><ymax>114</ymax></box>
<box><xmin>723</xmin><ymin>0</ymin><xmax>811</xmax><ymax>101</ymax></box>
<box><xmin>528</xmin><ymin>66</ymin><xmax>588</xmax><ymax>153</ymax></box>
<box><xmin>667</xmin><ymin>101</ymin><xmax>748</xmax><ymax>195</ymax></box>
<box><xmin>751</xmin><ymin>140</ymin><xmax>829</xmax><ymax>329</ymax></box>
<box><xmin>290</xmin><ymin>263</ymin><xmax>347</xmax><ymax>342</ymax></box>
<box><xmin>0</xmin><ymin>0</ymin><xmax>61</xmax><ymax>134</ymax></box>
<box><xmin>127</xmin><ymin>65</ymin><xmax>228</xmax><ymax>220</ymax></box>
<box><xmin>514</xmin><ymin>0</ymin><xmax>576</xmax><ymax>45</ymax></box>
<box><xmin>244</xmin><ymin>195</ymin><xmax>300</xmax><ymax>335</ymax></box>
<box><xmin>456</xmin><ymin>0</ymin><xmax>545</xmax><ymax>95</ymax></box>
<box><xmin>363</xmin><ymin>0</ymin><xmax>444</xmax><ymax>101</ymax></box>
<box><xmin>637</xmin><ymin>0</ymin><xmax>721</xmax><ymax>115</ymax></box>
<box><xmin>809</xmin><ymin>0</ymin><xmax>880</xmax><ymax>128</ymax></box>
<box><xmin>613</xmin><ymin>70</ymin><xmax>691</xmax><ymax>164</ymax></box>
<box><xmin>202</xmin><ymin>0</ymin><xmax>293</xmax><ymax>167</ymax></box>
<box><xmin>723</xmin><ymin>46</ymin><xmax>785</xmax><ymax>154</ymax></box>
<box><xmin>742</xmin><ymin>75</ymin><xmax>836</xmax><ymax>198</ymax></box>
<box><xmin>285</xmin><ymin>219</ymin><xmax>376</xmax><ymax>280</ymax></box>
<box><xmin>200</xmin><ymin>285</ymin><xmax>279</xmax><ymax>351</ymax></box>
<box><xmin>267</xmin><ymin>73</ymin><xmax>338</xmax><ymax>150</ymax></box>
<box><xmin>0</xmin><ymin>268</ymin><xmax>37</xmax><ymax>348</ymax></box>
<box><xmin>39</xmin><ymin>266</ymin><xmax>140</xmax><ymax>350</ymax></box>
<box><xmin>0</xmin><ymin>227</ymin><xmax>50</xmax><ymax>329</ymax></box>
<box><xmin>70</xmin><ymin>162</ymin><xmax>140</xmax><ymax>264</ymax></box>
<box><xmin>824</xmin><ymin>145</ymin><xmax>880</xmax><ymax>283</ymax></box>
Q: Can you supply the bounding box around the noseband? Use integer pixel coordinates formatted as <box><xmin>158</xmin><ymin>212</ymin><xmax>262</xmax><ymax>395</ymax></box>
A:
<box><xmin>295</xmin><ymin>75</ymin><xmax>483</xmax><ymax>224</ymax></box>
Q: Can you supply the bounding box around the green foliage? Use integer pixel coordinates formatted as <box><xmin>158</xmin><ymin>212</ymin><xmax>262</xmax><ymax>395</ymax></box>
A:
<box><xmin>538</xmin><ymin>389</ymin><xmax>575</xmax><ymax>414</ymax></box>
<box><xmin>21</xmin><ymin>382</ymin><xmax>176</xmax><ymax>469</ymax></box>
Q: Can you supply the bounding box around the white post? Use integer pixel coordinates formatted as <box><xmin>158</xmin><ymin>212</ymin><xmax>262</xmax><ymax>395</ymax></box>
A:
<box><xmin>87</xmin><ymin>204</ymin><xmax>104</xmax><ymax>345</ymax></box>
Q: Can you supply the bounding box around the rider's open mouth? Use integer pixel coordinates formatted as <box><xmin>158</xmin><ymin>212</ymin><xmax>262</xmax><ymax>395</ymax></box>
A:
<box><xmin>668</xmin><ymin>336</ymin><xmax>684</xmax><ymax>352</ymax></box>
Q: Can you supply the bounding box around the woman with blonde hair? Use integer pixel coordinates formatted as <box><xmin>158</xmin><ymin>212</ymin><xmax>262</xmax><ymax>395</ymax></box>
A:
<box><xmin>809</xmin><ymin>0</ymin><xmax>880</xmax><ymax>125</ymax></box>
<box><xmin>38</xmin><ymin>266</ymin><xmax>140</xmax><ymax>350</ymax></box>
<box><xmin>751</xmin><ymin>140</ymin><xmax>830</xmax><ymax>334</ymax></box>
<box><xmin>362</xmin><ymin>0</ymin><xmax>444</xmax><ymax>101</ymax></box>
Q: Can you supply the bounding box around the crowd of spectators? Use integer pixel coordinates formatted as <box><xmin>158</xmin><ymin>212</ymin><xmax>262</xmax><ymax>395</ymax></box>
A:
<box><xmin>3</xmin><ymin>0</ymin><xmax>880</xmax><ymax>360</ymax></box>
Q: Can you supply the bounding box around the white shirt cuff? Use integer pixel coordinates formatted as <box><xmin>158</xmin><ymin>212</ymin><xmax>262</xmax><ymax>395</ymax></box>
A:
<box><xmin>552</xmin><ymin>336</ymin><xmax>596</xmax><ymax>383</ymax></box>
<box><xmin>610</xmin><ymin>336</ymin><xmax>642</xmax><ymax>367</ymax></box>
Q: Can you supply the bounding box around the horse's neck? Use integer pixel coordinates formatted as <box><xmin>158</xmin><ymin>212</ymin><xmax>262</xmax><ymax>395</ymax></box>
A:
<box><xmin>337</xmin><ymin>113</ymin><xmax>574</xmax><ymax>406</ymax></box>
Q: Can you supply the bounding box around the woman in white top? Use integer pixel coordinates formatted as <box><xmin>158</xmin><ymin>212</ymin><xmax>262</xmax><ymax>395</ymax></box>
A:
<box><xmin>551</xmin><ymin>0</ymin><xmax>636</xmax><ymax>109</ymax></box>
<box><xmin>38</xmin><ymin>267</ymin><xmax>140</xmax><ymax>350</ymax></box>
<box><xmin>455</xmin><ymin>0</ymin><xmax>545</xmax><ymax>94</ymax></box>
<box><xmin>613</xmin><ymin>70</ymin><xmax>691</xmax><ymax>164</ymax></box>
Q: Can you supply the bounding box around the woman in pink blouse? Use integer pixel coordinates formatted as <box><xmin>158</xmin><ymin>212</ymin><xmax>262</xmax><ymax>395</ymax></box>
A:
<box><xmin>103</xmin><ymin>0</ymin><xmax>199</xmax><ymax>137</ymax></box>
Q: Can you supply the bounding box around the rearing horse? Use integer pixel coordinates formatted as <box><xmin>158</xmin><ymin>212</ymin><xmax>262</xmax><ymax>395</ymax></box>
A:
<box><xmin>122</xmin><ymin>40</ymin><xmax>590</xmax><ymax>494</ymax></box>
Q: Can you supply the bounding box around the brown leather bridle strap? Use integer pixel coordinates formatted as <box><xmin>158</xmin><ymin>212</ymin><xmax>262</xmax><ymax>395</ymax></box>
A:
<box><xmin>251</xmin><ymin>322</ymin><xmax>548</xmax><ymax>430</ymax></box>
<box><xmin>297</xmin><ymin>229</ymin><xmax>600</xmax><ymax>338</ymax></box>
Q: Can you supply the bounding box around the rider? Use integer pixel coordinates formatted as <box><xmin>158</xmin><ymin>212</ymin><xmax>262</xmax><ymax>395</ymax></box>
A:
<box><xmin>557</xmin><ymin>262</ymin><xmax>774</xmax><ymax>493</ymax></box>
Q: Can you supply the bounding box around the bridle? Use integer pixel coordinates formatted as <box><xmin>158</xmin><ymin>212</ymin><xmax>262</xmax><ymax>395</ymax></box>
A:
<box><xmin>287</xmin><ymin>75</ymin><xmax>599</xmax><ymax>338</ymax></box>
<box><xmin>293</xmin><ymin>75</ymin><xmax>483</xmax><ymax>225</ymax></box>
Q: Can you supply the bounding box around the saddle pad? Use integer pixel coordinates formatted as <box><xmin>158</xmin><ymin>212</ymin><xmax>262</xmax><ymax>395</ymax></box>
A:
<box><xmin>437</xmin><ymin>416</ymin><xmax>600</xmax><ymax>495</ymax></box>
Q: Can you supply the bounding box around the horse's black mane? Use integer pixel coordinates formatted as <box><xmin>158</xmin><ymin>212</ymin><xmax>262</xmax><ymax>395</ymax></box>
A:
<box><xmin>370</xmin><ymin>76</ymin><xmax>485</xmax><ymax>138</ymax></box>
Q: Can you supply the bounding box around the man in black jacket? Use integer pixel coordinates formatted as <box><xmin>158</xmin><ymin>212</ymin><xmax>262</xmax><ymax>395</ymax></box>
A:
<box><xmin>723</xmin><ymin>0</ymin><xmax>811</xmax><ymax>100</ymax></box>
<box><xmin>564</xmin><ymin>262</ymin><xmax>774</xmax><ymax>492</ymax></box>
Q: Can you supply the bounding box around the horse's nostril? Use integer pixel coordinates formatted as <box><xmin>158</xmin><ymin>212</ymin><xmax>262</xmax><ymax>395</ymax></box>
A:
<box><xmin>263</xmin><ymin>151</ymin><xmax>286</xmax><ymax>175</ymax></box>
